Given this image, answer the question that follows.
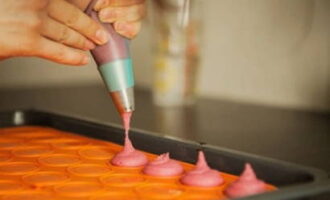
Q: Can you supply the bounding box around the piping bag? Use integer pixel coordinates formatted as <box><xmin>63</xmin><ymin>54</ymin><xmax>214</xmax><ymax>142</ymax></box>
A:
<box><xmin>85</xmin><ymin>0</ymin><xmax>134</xmax><ymax>128</ymax></box>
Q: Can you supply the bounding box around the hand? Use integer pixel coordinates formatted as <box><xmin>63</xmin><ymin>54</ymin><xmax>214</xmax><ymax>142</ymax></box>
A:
<box><xmin>0</xmin><ymin>0</ymin><xmax>109</xmax><ymax>65</ymax></box>
<box><xmin>94</xmin><ymin>0</ymin><xmax>146</xmax><ymax>39</ymax></box>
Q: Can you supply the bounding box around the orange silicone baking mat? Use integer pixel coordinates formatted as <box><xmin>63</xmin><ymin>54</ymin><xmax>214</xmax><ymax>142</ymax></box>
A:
<box><xmin>0</xmin><ymin>126</ymin><xmax>276</xmax><ymax>200</ymax></box>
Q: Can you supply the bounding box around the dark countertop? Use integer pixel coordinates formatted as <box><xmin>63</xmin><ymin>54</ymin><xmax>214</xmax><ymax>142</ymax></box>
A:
<box><xmin>0</xmin><ymin>85</ymin><xmax>329</xmax><ymax>173</ymax></box>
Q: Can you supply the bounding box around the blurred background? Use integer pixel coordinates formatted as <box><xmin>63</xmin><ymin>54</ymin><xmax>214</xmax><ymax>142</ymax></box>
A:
<box><xmin>0</xmin><ymin>0</ymin><xmax>329</xmax><ymax>112</ymax></box>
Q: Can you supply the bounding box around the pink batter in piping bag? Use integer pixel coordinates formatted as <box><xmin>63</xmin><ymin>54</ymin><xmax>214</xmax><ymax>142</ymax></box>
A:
<box><xmin>85</xmin><ymin>0</ymin><xmax>135</xmax><ymax>147</ymax></box>
<box><xmin>85</xmin><ymin>0</ymin><xmax>135</xmax><ymax>126</ymax></box>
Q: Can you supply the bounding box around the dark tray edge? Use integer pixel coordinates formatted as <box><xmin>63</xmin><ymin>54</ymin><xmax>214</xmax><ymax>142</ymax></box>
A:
<box><xmin>0</xmin><ymin>109</ymin><xmax>329</xmax><ymax>200</ymax></box>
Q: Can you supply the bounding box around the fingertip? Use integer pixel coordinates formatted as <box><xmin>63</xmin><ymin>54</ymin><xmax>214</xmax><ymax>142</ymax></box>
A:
<box><xmin>99</xmin><ymin>8</ymin><xmax>116</xmax><ymax>23</ymax></box>
<box><xmin>84</xmin><ymin>40</ymin><xmax>96</xmax><ymax>50</ymax></box>
<box><xmin>114</xmin><ymin>22</ymin><xmax>129</xmax><ymax>38</ymax></box>
<box><xmin>65</xmin><ymin>55</ymin><xmax>89</xmax><ymax>66</ymax></box>
<box><xmin>114</xmin><ymin>22</ymin><xmax>140</xmax><ymax>39</ymax></box>
<box><xmin>94</xmin><ymin>0</ymin><xmax>108</xmax><ymax>11</ymax></box>
<box><xmin>95</xmin><ymin>29</ymin><xmax>109</xmax><ymax>45</ymax></box>
<box><xmin>81</xmin><ymin>55</ymin><xmax>90</xmax><ymax>65</ymax></box>
<box><xmin>70</xmin><ymin>52</ymin><xmax>90</xmax><ymax>66</ymax></box>
<box><xmin>122</xmin><ymin>31</ymin><xmax>137</xmax><ymax>39</ymax></box>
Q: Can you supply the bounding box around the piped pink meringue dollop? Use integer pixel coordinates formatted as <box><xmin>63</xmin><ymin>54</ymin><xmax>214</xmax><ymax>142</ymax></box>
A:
<box><xmin>111</xmin><ymin>134</ymin><xmax>148</xmax><ymax>167</ymax></box>
<box><xmin>224</xmin><ymin>163</ymin><xmax>267</xmax><ymax>198</ymax></box>
<box><xmin>143</xmin><ymin>153</ymin><xmax>184</xmax><ymax>177</ymax></box>
<box><xmin>180</xmin><ymin>151</ymin><xmax>224</xmax><ymax>187</ymax></box>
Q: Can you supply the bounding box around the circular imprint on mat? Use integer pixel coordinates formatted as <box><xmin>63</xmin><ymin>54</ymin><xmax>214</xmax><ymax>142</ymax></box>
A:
<box><xmin>179</xmin><ymin>193</ymin><xmax>223</xmax><ymax>200</ymax></box>
<box><xmin>52</xmin><ymin>139</ymin><xmax>89</xmax><ymax>150</ymax></box>
<box><xmin>100</xmin><ymin>173</ymin><xmax>145</xmax><ymax>187</ymax></box>
<box><xmin>13</xmin><ymin>146</ymin><xmax>53</xmax><ymax>157</ymax></box>
<box><xmin>0</xmin><ymin>153</ymin><xmax>12</xmax><ymax>162</ymax></box>
<box><xmin>136</xmin><ymin>184</ymin><xmax>184</xmax><ymax>199</ymax></box>
<box><xmin>91</xmin><ymin>193</ymin><xmax>138</xmax><ymax>200</ymax></box>
<box><xmin>38</xmin><ymin>154</ymin><xmax>81</xmax><ymax>167</ymax></box>
<box><xmin>11</xmin><ymin>131</ymin><xmax>59</xmax><ymax>140</ymax></box>
<box><xmin>23</xmin><ymin>171</ymin><xmax>70</xmax><ymax>187</ymax></box>
<box><xmin>1</xmin><ymin>191</ymin><xmax>54</xmax><ymax>200</ymax></box>
<box><xmin>109</xmin><ymin>164</ymin><xmax>143</xmax><ymax>173</ymax></box>
<box><xmin>67</xmin><ymin>164</ymin><xmax>113</xmax><ymax>177</ymax></box>
<box><xmin>54</xmin><ymin>182</ymin><xmax>103</xmax><ymax>197</ymax></box>
<box><xmin>0</xmin><ymin>180</ymin><xmax>24</xmax><ymax>194</ymax></box>
<box><xmin>0</xmin><ymin>149</ymin><xmax>11</xmax><ymax>154</ymax></box>
<box><xmin>0</xmin><ymin>162</ymin><xmax>39</xmax><ymax>175</ymax></box>
<box><xmin>25</xmin><ymin>135</ymin><xmax>60</xmax><ymax>142</ymax></box>
<box><xmin>78</xmin><ymin>147</ymin><xmax>116</xmax><ymax>160</ymax></box>
<box><xmin>31</xmin><ymin>137</ymin><xmax>79</xmax><ymax>145</ymax></box>
<box><xmin>0</xmin><ymin>139</ymin><xmax>23</xmax><ymax>150</ymax></box>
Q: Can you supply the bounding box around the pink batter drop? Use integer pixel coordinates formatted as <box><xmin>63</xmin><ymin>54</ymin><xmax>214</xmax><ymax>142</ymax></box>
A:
<box><xmin>121</xmin><ymin>112</ymin><xmax>132</xmax><ymax>136</ymax></box>
<box><xmin>224</xmin><ymin>163</ymin><xmax>267</xmax><ymax>198</ymax></box>
<box><xmin>111</xmin><ymin>112</ymin><xmax>148</xmax><ymax>167</ymax></box>
<box><xmin>180</xmin><ymin>151</ymin><xmax>224</xmax><ymax>187</ymax></box>
<box><xmin>143</xmin><ymin>152</ymin><xmax>184</xmax><ymax>177</ymax></box>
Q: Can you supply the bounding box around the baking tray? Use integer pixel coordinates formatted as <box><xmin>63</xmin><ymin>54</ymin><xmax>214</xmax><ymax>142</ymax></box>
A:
<box><xmin>0</xmin><ymin>109</ymin><xmax>329</xmax><ymax>200</ymax></box>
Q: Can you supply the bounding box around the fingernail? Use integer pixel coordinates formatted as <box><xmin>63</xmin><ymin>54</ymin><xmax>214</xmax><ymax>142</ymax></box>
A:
<box><xmin>99</xmin><ymin>10</ymin><xmax>116</xmax><ymax>22</ymax></box>
<box><xmin>84</xmin><ymin>40</ymin><xmax>96</xmax><ymax>50</ymax></box>
<box><xmin>95</xmin><ymin>29</ymin><xmax>109</xmax><ymax>44</ymax></box>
